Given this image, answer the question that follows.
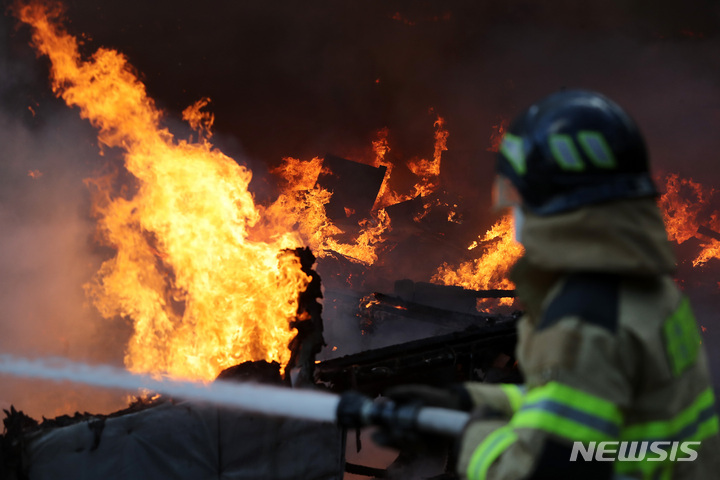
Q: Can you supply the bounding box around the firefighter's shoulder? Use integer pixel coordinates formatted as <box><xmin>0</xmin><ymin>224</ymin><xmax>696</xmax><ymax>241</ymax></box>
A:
<box><xmin>539</xmin><ymin>273</ymin><xmax>620</xmax><ymax>333</ymax></box>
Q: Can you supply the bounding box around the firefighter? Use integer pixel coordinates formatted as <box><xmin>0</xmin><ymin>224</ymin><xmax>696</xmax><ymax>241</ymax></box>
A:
<box><xmin>381</xmin><ymin>90</ymin><xmax>720</xmax><ymax>479</ymax></box>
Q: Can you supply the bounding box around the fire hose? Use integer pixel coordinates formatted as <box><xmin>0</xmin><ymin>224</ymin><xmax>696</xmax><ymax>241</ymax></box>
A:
<box><xmin>335</xmin><ymin>391</ymin><xmax>470</xmax><ymax>436</ymax></box>
<box><xmin>0</xmin><ymin>355</ymin><xmax>470</xmax><ymax>436</ymax></box>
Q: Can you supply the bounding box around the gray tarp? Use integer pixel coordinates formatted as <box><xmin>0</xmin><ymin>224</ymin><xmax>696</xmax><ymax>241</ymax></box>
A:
<box><xmin>22</xmin><ymin>401</ymin><xmax>344</xmax><ymax>480</ymax></box>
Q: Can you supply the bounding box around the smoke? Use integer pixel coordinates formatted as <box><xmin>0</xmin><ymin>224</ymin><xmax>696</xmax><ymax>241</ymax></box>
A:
<box><xmin>0</xmin><ymin>13</ymin><xmax>131</xmax><ymax>417</ymax></box>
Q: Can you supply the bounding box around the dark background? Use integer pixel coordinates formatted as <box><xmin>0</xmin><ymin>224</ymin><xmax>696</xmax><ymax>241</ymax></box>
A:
<box><xmin>5</xmin><ymin>1</ymin><xmax>720</xmax><ymax>194</ymax></box>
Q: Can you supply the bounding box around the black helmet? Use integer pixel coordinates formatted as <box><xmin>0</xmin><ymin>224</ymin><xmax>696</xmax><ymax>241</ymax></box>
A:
<box><xmin>496</xmin><ymin>90</ymin><xmax>656</xmax><ymax>215</ymax></box>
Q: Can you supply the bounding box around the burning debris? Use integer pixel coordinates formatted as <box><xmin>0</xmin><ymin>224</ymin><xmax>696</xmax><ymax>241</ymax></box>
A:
<box><xmin>317</xmin><ymin>154</ymin><xmax>387</xmax><ymax>225</ymax></box>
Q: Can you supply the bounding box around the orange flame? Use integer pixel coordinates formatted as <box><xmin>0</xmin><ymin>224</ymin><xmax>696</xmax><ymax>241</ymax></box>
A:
<box><xmin>182</xmin><ymin>97</ymin><xmax>214</xmax><ymax>140</ymax></box>
<box><xmin>371</xmin><ymin>127</ymin><xmax>408</xmax><ymax>209</ymax></box>
<box><xmin>487</xmin><ymin>118</ymin><xmax>509</xmax><ymax>153</ymax></box>
<box><xmin>407</xmin><ymin>114</ymin><xmax>448</xmax><ymax>198</ymax></box>
<box><xmin>262</xmin><ymin>156</ymin><xmax>392</xmax><ymax>265</ymax></box>
<box><xmin>265</xmin><ymin>113</ymin><xmax>448</xmax><ymax>265</ymax></box>
<box><xmin>17</xmin><ymin>2</ymin><xmax>311</xmax><ymax>381</ymax></box>
<box><xmin>432</xmin><ymin>214</ymin><xmax>523</xmax><ymax>308</ymax></box>
<box><xmin>371</xmin><ymin>127</ymin><xmax>390</xmax><ymax>167</ymax></box>
<box><xmin>430</xmin><ymin>119</ymin><xmax>520</xmax><ymax>307</ymax></box>
<box><xmin>658</xmin><ymin>173</ymin><xmax>720</xmax><ymax>266</ymax></box>
<box><xmin>374</xmin><ymin>113</ymin><xmax>448</xmax><ymax>208</ymax></box>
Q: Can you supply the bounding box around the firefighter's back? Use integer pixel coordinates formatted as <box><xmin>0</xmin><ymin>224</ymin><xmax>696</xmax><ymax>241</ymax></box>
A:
<box><xmin>617</xmin><ymin>274</ymin><xmax>720</xmax><ymax>479</ymax></box>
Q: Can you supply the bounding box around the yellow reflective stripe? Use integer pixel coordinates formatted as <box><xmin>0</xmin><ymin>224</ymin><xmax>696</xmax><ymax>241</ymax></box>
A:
<box><xmin>663</xmin><ymin>297</ymin><xmax>701</xmax><ymax>376</ymax></box>
<box><xmin>512</xmin><ymin>408</ymin><xmax>617</xmax><ymax>442</ymax></box>
<box><xmin>499</xmin><ymin>384</ymin><xmax>524</xmax><ymax>413</ymax></box>
<box><xmin>511</xmin><ymin>382</ymin><xmax>622</xmax><ymax>442</ymax></box>
<box><xmin>616</xmin><ymin>388</ymin><xmax>719</xmax><ymax>478</ymax></box>
<box><xmin>696</xmin><ymin>414</ymin><xmax>720</xmax><ymax>440</ymax></box>
<box><xmin>467</xmin><ymin>426</ymin><xmax>517</xmax><ymax>480</ymax></box>
<box><xmin>621</xmin><ymin>388</ymin><xmax>717</xmax><ymax>441</ymax></box>
<box><xmin>524</xmin><ymin>382</ymin><xmax>623</xmax><ymax>426</ymax></box>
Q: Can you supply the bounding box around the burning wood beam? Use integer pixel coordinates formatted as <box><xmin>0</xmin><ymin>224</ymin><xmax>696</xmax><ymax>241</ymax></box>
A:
<box><xmin>697</xmin><ymin>225</ymin><xmax>720</xmax><ymax>243</ymax></box>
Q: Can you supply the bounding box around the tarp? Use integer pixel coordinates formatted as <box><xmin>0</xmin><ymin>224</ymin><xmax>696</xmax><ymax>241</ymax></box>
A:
<box><xmin>20</xmin><ymin>401</ymin><xmax>344</xmax><ymax>480</ymax></box>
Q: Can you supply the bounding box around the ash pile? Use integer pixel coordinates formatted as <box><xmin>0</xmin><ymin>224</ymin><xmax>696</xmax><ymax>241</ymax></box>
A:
<box><xmin>0</xmin><ymin>155</ymin><xmax>520</xmax><ymax>480</ymax></box>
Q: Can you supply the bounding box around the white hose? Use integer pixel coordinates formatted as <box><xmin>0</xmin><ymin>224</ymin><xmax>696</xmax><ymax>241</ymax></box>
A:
<box><xmin>0</xmin><ymin>354</ymin><xmax>340</xmax><ymax>423</ymax></box>
<box><xmin>416</xmin><ymin>406</ymin><xmax>470</xmax><ymax>436</ymax></box>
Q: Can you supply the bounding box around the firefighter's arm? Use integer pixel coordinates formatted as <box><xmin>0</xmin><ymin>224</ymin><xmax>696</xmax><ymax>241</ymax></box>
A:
<box><xmin>461</xmin><ymin>383</ymin><xmax>526</xmax><ymax>418</ymax></box>
<box><xmin>382</xmin><ymin>382</ymin><xmax>526</xmax><ymax>417</ymax></box>
<box><xmin>456</xmin><ymin>317</ymin><xmax>632</xmax><ymax>480</ymax></box>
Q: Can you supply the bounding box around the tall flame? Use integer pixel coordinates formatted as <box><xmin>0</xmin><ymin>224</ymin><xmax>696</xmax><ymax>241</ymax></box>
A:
<box><xmin>406</xmin><ymin>114</ymin><xmax>448</xmax><ymax>198</ymax></box>
<box><xmin>17</xmin><ymin>2</ymin><xmax>310</xmax><ymax>381</ymax></box>
<box><xmin>372</xmin><ymin>127</ymin><xmax>409</xmax><ymax>209</ymax></box>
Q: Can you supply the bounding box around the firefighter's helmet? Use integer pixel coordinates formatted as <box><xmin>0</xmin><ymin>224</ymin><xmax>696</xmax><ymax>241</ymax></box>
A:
<box><xmin>494</xmin><ymin>90</ymin><xmax>656</xmax><ymax>215</ymax></box>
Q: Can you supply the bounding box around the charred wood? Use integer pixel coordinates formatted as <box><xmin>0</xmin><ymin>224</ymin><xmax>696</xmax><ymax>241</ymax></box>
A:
<box><xmin>393</xmin><ymin>279</ymin><xmax>514</xmax><ymax>314</ymax></box>
<box><xmin>316</xmin><ymin>315</ymin><xmax>519</xmax><ymax>396</ymax></box>
<box><xmin>316</xmin><ymin>154</ymin><xmax>386</xmax><ymax>224</ymax></box>
<box><xmin>697</xmin><ymin>225</ymin><xmax>720</xmax><ymax>242</ymax></box>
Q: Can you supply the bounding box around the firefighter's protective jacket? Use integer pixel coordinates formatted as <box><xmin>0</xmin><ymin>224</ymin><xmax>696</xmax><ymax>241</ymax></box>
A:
<box><xmin>456</xmin><ymin>198</ymin><xmax>720</xmax><ymax>479</ymax></box>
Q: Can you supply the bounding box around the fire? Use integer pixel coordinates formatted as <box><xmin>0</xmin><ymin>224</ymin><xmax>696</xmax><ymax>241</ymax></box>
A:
<box><xmin>182</xmin><ymin>97</ymin><xmax>215</xmax><ymax>140</ymax></box>
<box><xmin>262</xmin><ymin>156</ymin><xmax>391</xmax><ymax>265</ymax></box>
<box><xmin>264</xmin><ymin>112</ymin><xmax>448</xmax><ymax>266</ymax></box>
<box><xmin>390</xmin><ymin>12</ymin><xmax>416</xmax><ymax>26</ymax></box>
<box><xmin>487</xmin><ymin>118</ymin><xmax>509</xmax><ymax>153</ymax></box>
<box><xmin>406</xmin><ymin>113</ymin><xmax>448</xmax><ymax>198</ymax></box>
<box><xmin>371</xmin><ymin>127</ymin><xmax>407</xmax><ymax>209</ymax></box>
<box><xmin>16</xmin><ymin>2</ymin><xmax>311</xmax><ymax>381</ymax></box>
<box><xmin>432</xmin><ymin>214</ymin><xmax>523</xmax><ymax>308</ymax></box>
<box><xmin>658</xmin><ymin>173</ymin><xmax>720</xmax><ymax>266</ymax></box>
<box><xmin>432</xmin><ymin>172</ymin><xmax>720</xmax><ymax>305</ymax></box>
<box><xmin>429</xmin><ymin>119</ymin><xmax>521</xmax><ymax>307</ymax></box>
<box><xmin>372</xmin><ymin>115</ymin><xmax>448</xmax><ymax>209</ymax></box>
